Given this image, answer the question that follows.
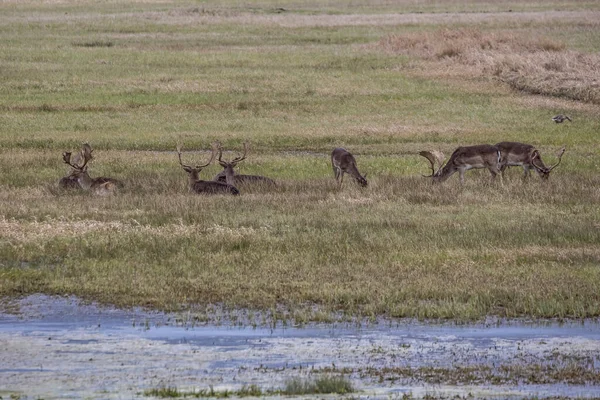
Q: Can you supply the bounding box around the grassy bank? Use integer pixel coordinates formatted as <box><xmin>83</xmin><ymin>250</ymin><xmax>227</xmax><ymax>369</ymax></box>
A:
<box><xmin>1</xmin><ymin>0</ymin><xmax>599</xmax><ymax>322</ymax></box>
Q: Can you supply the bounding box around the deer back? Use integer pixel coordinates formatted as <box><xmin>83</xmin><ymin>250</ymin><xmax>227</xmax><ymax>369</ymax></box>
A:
<box><xmin>214</xmin><ymin>171</ymin><xmax>276</xmax><ymax>186</ymax></box>
<box><xmin>446</xmin><ymin>144</ymin><xmax>501</xmax><ymax>169</ymax></box>
<box><xmin>193</xmin><ymin>180</ymin><xmax>240</xmax><ymax>195</ymax></box>
<box><xmin>495</xmin><ymin>142</ymin><xmax>538</xmax><ymax>167</ymax></box>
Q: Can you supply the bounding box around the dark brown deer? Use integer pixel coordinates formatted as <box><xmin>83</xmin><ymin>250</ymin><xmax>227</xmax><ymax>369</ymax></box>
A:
<box><xmin>495</xmin><ymin>142</ymin><xmax>565</xmax><ymax>180</ymax></box>
<box><xmin>214</xmin><ymin>142</ymin><xmax>276</xmax><ymax>187</ymax></box>
<box><xmin>177</xmin><ymin>143</ymin><xmax>239</xmax><ymax>195</ymax></box>
<box><xmin>331</xmin><ymin>147</ymin><xmax>368</xmax><ymax>187</ymax></box>
<box><xmin>62</xmin><ymin>143</ymin><xmax>124</xmax><ymax>195</ymax></box>
<box><xmin>59</xmin><ymin>144</ymin><xmax>87</xmax><ymax>189</ymax></box>
<box><xmin>420</xmin><ymin>144</ymin><xmax>502</xmax><ymax>184</ymax></box>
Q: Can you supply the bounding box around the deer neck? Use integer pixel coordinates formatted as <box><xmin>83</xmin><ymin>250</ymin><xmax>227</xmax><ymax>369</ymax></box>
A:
<box><xmin>223</xmin><ymin>165</ymin><xmax>236</xmax><ymax>186</ymax></box>
<box><xmin>76</xmin><ymin>171</ymin><xmax>94</xmax><ymax>190</ymax></box>
<box><xmin>188</xmin><ymin>170</ymin><xmax>200</xmax><ymax>188</ymax></box>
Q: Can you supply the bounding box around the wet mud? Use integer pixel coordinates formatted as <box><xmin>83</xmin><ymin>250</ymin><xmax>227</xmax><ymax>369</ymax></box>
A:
<box><xmin>1</xmin><ymin>295</ymin><xmax>600</xmax><ymax>399</ymax></box>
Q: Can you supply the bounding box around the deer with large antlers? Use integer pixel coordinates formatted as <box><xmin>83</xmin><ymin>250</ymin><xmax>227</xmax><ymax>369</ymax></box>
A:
<box><xmin>177</xmin><ymin>143</ymin><xmax>240</xmax><ymax>195</ymax></box>
<box><xmin>62</xmin><ymin>143</ymin><xmax>124</xmax><ymax>195</ymax></box>
<box><xmin>59</xmin><ymin>144</ymin><xmax>87</xmax><ymax>189</ymax></box>
<box><xmin>495</xmin><ymin>142</ymin><xmax>565</xmax><ymax>180</ymax></box>
<box><xmin>331</xmin><ymin>147</ymin><xmax>368</xmax><ymax>188</ymax></box>
<box><xmin>214</xmin><ymin>142</ymin><xmax>276</xmax><ymax>187</ymax></box>
<box><xmin>420</xmin><ymin>144</ymin><xmax>503</xmax><ymax>184</ymax></box>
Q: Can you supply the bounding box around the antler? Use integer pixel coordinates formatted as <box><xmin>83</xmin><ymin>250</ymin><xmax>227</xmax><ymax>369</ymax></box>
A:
<box><xmin>177</xmin><ymin>142</ymin><xmax>216</xmax><ymax>170</ymax></box>
<box><xmin>548</xmin><ymin>146</ymin><xmax>566</xmax><ymax>171</ymax></box>
<box><xmin>63</xmin><ymin>143</ymin><xmax>93</xmax><ymax>171</ymax></box>
<box><xmin>419</xmin><ymin>150</ymin><xmax>445</xmax><ymax>177</ymax></box>
<box><xmin>176</xmin><ymin>143</ymin><xmax>191</xmax><ymax>169</ymax></box>
<box><xmin>217</xmin><ymin>142</ymin><xmax>248</xmax><ymax>167</ymax></box>
<box><xmin>231</xmin><ymin>142</ymin><xmax>248</xmax><ymax>166</ymax></box>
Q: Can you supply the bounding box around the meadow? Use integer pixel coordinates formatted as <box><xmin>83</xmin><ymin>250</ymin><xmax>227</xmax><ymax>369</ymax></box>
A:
<box><xmin>1</xmin><ymin>0</ymin><xmax>600</xmax><ymax>323</ymax></box>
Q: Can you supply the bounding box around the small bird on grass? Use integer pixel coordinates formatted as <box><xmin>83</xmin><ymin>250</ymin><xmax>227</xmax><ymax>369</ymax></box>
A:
<box><xmin>552</xmin><ymin>114</ymin><xmax>572</xmax><ymax>123</ymax></box>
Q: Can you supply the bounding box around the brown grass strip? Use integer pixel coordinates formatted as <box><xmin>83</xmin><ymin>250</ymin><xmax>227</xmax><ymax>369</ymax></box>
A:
<box><xmin>379</xmin><ymin>28</ymin><xmax>600</xmax><ymax>104</ymax></box>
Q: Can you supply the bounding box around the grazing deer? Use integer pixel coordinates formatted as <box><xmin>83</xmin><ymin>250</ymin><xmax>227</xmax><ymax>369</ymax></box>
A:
<box><xmin>419</xmin><ymin>144</ymin><xmax>502</xmax><ymax>184</ymax></box>
<box><xmin>177</xmin><ymin>143</ymin><xmax>240</xmax><ymax>195</ymax></box>
<box><xmin>331</xmin><ymin>147</ymin><xmax>368</xmax><ymax>187</ymax></box>
<box><xmin>495</xmin><ymin>142</ymin><xmax>566</xmax><ymax>180</ymax></box>
<box><xmin>62</xmin><ymin>143</ymin><xmax>124</xmax><ymax>195</ymax></box>
<box><xmin>214</xmin><ymin>142</ymin><xmax>276</xmax><ymax>187</ymax></box>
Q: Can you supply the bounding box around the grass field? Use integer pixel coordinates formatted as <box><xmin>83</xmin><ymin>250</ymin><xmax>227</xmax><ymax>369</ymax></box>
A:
<box><xmin>1</xmin><ymin>0</ymin><xmax>600</xmax><ymax>322</ymax></box>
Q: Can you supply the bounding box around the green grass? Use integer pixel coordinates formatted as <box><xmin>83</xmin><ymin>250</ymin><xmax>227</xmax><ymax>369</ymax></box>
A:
<box><xmin>144</xmin><ymin>376</ymin><xmax>353</xmax><ymax>398</ymax></box>
<box><xmin>1</xmin><ymin>0</ymin><xmax>600</xmax><ymax>322</ymax></box>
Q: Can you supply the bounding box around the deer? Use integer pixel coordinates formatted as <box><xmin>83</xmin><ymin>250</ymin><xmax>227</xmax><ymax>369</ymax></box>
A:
<box><xmin>213</xmin><ymin>142</ymin><xmax>276</xmax><ymax>187</ymax></box>
<box><xmin>419</xmin><ymin>144</ymin><xmax>503</xmax><ymax>184</ymax></box>
<box><xmin>62</xmin><ymin>143</ymin><xmax>124</xmax><ymax>195</ymax></box>
<box><xmin>331</xmin><ymin>147</ymin><xmax>368</xmax><ymax>187</ymax></box>
<box><xmin>495</xmin><ymin>142</ymin><xmax>566</xmax><ymax>180</ymax></box>
<box><xmin>59</xmin><ymin>144</ymin><xmax>86</xmax><ymax>189</ymax></box>
<box><xmin>177</xmin><ymin>143</ymin><xmax>240</xmax><ymax>195</ymax></box>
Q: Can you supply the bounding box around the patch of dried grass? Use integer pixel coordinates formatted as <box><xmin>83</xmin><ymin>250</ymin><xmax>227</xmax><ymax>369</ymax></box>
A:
<box><xmin>379</xmin><ymin>28</ymin><xmax>600</xmax><ymax>104</ymax></box>
<box><xmin>0</xmin><ymin>217</ymin><xmax>271</xmax><ymax>245</ymax></box>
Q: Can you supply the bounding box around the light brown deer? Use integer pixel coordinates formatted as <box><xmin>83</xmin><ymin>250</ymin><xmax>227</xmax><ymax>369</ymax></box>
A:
<box><xmin>495</xmin><ymin>142</ymin><xmax>565</xmax><ymax>180</ymax></box>
<box><xmin>214</xmin><ymin>142</ymin><xmax>276</xmax><ymax>187</ymax></box>
<box><xmin>420</xmin><ymin>144</ymin><xmax>502</xmax><ymax>184</ymax></box>
<box><xmin>62</xmin><ymin>143</ymin><xmax>124</xmax><ymax>195</ymax></box>
<box><xmin>331</xmin><ymin>147</ymin><xmax>368</xmax><ymax>187</ymax></box>
<box><xmin>177</xmin><ymin>143</ymin><xmax>240</xmax><ymax>195</ymax></box>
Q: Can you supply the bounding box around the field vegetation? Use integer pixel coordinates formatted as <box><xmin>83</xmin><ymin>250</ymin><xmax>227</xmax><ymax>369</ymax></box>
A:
<box><xmin>1</xmin><ymin>0</ymin><xmax>600</xmax><ymax>322</ymax></box>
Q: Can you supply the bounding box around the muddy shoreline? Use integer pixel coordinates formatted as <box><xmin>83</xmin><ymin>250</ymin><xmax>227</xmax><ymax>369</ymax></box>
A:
<box><xmin>1</xmin><ymin>295</ymin><xmax>600</xmax><ymax>399</ymax></box>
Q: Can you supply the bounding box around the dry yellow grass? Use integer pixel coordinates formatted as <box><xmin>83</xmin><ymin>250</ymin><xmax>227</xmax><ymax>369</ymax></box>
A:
<box><xmin>379</xmin><ymin>28</ymin><xmax>600</xmax><ymax>103</ymax></box>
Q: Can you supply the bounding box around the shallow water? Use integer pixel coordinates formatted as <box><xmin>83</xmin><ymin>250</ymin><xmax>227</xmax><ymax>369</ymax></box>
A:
<box><xmin>1</xmin><ymin>295</ymin><xmax>600</xmax><ymax>399</ymax></box>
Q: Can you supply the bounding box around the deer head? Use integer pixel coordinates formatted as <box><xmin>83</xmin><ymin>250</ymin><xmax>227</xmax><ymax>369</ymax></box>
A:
<box><xmin>217</xmin><ymin>142</ymin><xmax>248</xmax><ymax>169</ymax></box>
<box><xmin>531</xmin><ymin>147</ymin><xmax>566</xmax><ymax>179</ymax></box>
<box><xmin>63</xmin><ymin>143</ymin><xmax>94</xmax><ymax>174</ymax></box>
<box><xmin>217</xmin><ymin>142</ymin><xmax>248</xmax><ymax>186</ymax></box>
<box><xmin>176</xmin><ymin>142</ymin><xmax>217</xmax><ymax>181</ymax></box>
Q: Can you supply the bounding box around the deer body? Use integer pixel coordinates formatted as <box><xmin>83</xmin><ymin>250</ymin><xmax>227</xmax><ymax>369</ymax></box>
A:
<box><xmin>185</xmin><ymin>169</ymin><xmax>239</xmax><ymax>195</ymax></box>
<box><xmin>69</xmin><ymin>170</ymin><xmax>124</xmax><ymax>195</ymax></box>
<box><xmin>420</xmin><ymin>144</ymin><xmax>502</xmax><ymax>184</ymax></box>
<box><xmin>495</xmin><ymin>142</ymin><xmax>565</xmax><ymax>179</ymax></box>
<box><xmin>331</xmin><ymin>147</ymin><xmax>368</xmax><ymax>187</ymax></box>
<box><xmin>214</xmin><ymin>171</ymin><xmax>276</xmax><ymax>186</ymax></box>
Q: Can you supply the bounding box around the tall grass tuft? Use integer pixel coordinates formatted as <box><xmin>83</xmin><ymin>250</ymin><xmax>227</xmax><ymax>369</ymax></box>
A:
<box><xmin>283</xmin><ymin>375</ymin><xmax>354</xmax><ymax>395</ymax></box>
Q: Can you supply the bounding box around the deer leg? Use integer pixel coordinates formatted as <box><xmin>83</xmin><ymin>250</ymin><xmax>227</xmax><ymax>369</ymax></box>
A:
<box><xmin>489</xmin><ymin>169</ymin><xmax>502</xmax><ymax>185</ymax></box>
<box><xmin>522</xmin><ymin>165</ymin><xmax>531</xmax><ymax>179</ymax></box>
<box><xmin>459</xmin><ymin>169</ymin><xmax>465</xmax><ymax>185</ymax></box>
<box><xmin>333</xmin><ymin>166</ymin><xmax>341</xmax><ymax>182</ymax></box>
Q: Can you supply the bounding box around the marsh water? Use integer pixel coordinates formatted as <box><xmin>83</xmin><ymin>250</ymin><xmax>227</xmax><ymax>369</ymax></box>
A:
<box><xmin>1</xmin><ymin>295</ymin><xmax>600</xmax><ymax>399</ymax></box>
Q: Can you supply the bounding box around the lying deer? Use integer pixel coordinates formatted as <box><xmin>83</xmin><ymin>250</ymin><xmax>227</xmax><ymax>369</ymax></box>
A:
<box><xmin>420</xmin><ymin>144</ymin><xmax>502</xmax><ymax>184</ymax></box>
<box><xmin>495</xmin><ymin>142</ymin><xmax>565</xmax><ymax>180</ymax></box>
<box><xmin>62</xmin><ymin>143</ymin><xmax>124</xmax><ymax>195</ymax></box>
<box><xmin>331</xmin><ymin>147</ymin><xmax>368</xmax><ymax>187</ymax></box>
<box><xmin>177</xmin><ymin>143</ymin><xmax>240</xmax><ymax>195</ymax></box>
<box><xmin>59</xmin><ymin>144</ymin><xmax>87</xmax><ymax>189</ymax></box>
<box><xmin>214</xmin><ymin>142</ymin><xmax>276</xmax><ymax>187</ymax></box>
